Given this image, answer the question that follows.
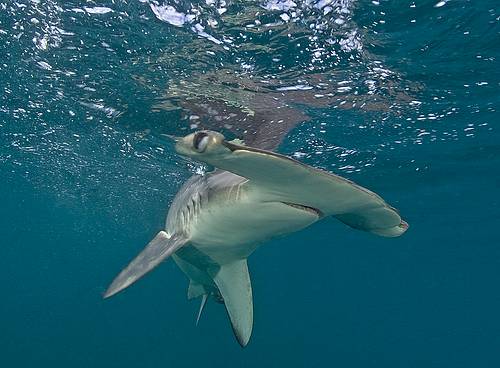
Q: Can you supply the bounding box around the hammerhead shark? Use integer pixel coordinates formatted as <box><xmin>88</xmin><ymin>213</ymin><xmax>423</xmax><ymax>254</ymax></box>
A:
<box><xmin>103</xmin><ymin>130</ymin><xmax>408</xmax><ymax>347</ymax></box>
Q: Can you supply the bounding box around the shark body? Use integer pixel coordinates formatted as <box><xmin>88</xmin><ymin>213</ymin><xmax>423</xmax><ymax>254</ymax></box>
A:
<box><xmin>104</xmin><ymin>131</ymin><xmax>408</xmax><ymax>346</ymax></box>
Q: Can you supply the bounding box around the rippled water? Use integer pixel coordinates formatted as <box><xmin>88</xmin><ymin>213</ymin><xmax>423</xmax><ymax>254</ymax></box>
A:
<box><xmin>1</xmin><ymin>1</ymin><xmax>499</xmax><ymax>367</ymax></box>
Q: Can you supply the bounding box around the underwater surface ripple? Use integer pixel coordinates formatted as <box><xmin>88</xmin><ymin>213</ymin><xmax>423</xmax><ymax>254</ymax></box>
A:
<box><xmin>0</xmin><ymin>1</ymin><xmax>499</xmax><ymax>367</ymax></box>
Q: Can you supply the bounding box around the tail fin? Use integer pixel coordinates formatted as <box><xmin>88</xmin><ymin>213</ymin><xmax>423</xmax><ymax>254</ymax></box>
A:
<box><xmin>104</xmin><ymin>231</ymin><xmax>187</xmax><ymax>298</ymax></box>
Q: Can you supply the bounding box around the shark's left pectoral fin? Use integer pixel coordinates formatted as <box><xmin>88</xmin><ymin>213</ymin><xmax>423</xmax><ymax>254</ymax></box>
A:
<box><xmin>211</xmin><ymin>259</ymin><xmax>253</xmax><ymax>347</ymax></box>
<box><xmin>104</xmin><ymin>231</ymin><xmax>187</xmax><ymax>298</ymax></box>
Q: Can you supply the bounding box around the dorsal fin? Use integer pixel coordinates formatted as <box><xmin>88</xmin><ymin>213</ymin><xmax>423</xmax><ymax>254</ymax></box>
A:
<box><xmin>210</xmin><ymin>259</ymin><xmax>253</xmax><ymax>347</ymax></box>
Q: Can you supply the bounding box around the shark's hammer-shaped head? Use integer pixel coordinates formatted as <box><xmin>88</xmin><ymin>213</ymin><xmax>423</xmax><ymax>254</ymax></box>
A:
<box><xmin>174</xmin><ymin>130</ymin><xmax>234</xmax><ymax>164</ymax></box>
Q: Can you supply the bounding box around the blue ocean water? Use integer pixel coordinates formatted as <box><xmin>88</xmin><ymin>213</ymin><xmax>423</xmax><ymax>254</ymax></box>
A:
<box><xmin>1</xmin><ymin>0</ymin><xmax>499</xmax><ymax>367</ymax></box>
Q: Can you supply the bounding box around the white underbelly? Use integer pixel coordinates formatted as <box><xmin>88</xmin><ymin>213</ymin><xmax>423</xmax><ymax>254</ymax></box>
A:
<box><xmin>188</xmin><ymin>200</ymin><xmax>319</xmax><ymax>264</ymax></box>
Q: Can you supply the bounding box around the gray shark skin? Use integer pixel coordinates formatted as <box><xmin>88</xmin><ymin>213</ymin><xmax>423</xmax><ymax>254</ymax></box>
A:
<box><xmin>104</xmin><ymin>130</ymin><xmax>409</xmax><ymax>347</ymax></box>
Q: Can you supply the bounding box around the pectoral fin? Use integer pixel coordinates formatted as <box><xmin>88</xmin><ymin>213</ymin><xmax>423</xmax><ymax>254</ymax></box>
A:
<box><xmin>210</xmin><ymin>259</ymin><xmax>253</xmax><ymax>347</ymax></box>
<box><xmin>104</xmin><ymin>231</ymin><xmax>187</xmax><ymax>298</ymax></box>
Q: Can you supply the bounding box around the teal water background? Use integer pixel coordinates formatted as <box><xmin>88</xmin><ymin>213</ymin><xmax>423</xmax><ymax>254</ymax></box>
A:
<box><xmin>1</xmin><ymin>1</ymin><xmax>499</xmax><ymax>367</ymax></box>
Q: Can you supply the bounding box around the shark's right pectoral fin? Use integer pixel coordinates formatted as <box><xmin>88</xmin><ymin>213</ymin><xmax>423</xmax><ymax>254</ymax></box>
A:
<box><xmin>104</xmin><ymin>231</ymin><xmax>187</xmax><ymax>298</ymax></box>
<box><xmin>211</xmin><ymin>259</ymin><xmax>253</xmax><ymax>348</ymax></box>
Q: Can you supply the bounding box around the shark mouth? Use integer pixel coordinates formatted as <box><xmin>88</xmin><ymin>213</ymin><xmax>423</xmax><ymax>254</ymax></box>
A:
<box><xmin>282</xmin><ymin>202</ymin><xmax>323</xmax><ymax>218</ymax></box>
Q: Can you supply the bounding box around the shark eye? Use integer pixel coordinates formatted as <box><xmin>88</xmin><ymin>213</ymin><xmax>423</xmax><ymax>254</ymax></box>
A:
<box><xmin>193</xmin><ymin>132</ymin><xmax>209</xmax><ymax>152</ymax></box>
